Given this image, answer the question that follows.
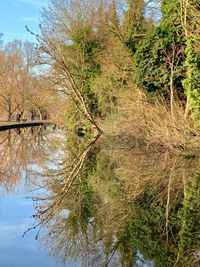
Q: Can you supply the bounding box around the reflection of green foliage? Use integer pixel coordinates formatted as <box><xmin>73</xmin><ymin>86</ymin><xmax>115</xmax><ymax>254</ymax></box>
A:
<box><xmin>81</xmin><ymin>146</ymin><xmax>99</xmax><ymax>177</ymax></box>
<box><xmin>65</xmin><ymin>145</ymin><xmax>100</xmax><ymax>234</ymax></box>
<box><xmin>178</xmin><ymin>176</ymin><xmax>200</xmax><ymax>264</ymax></box>
<box><xmin>66</xmin><ymin>184</ymin><xmax>94</xmax><ymax>233</ymax></box>
<box><xmin>96</xmin><ymin>152</ymin><xmax>116</xmax><ymax>181</ymax></box>
<box><xmin>124</xmin><ymin>190</ymin><xmax>174</xmax><ymax>267</ymax></box>
<box><xmin>65</xmin><ymin>137</ymin><xmax>200</xmax><ymax>266</ymax></box>
<box><xmin>40</xmin><ymin>135</ymin><xmax>200</xmax><ymax>267</ymax></box>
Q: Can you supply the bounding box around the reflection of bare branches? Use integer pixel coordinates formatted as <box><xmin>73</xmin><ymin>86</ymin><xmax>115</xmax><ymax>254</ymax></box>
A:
<box><xmin>34</xmin><ymin>134</ymin><xmax>100</xmax><ymax>222</ymax></box>
<box><xmin>0</xmin><ymin>126</ymin><xmax>56</xmax><ymax>193</ymax></box>
<box><xmin>29</xmin><ymin>135</ymin><xmax>200</xmax><ymax>267</ymax></box>
<box><xmin>165</xmin><ymin>156</ymin><xmax>179</xmax><ymax>245</ymax></box>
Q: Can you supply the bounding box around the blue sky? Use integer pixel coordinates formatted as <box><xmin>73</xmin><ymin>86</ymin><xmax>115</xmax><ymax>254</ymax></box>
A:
<box><xmin>0</xmin><ymin>0</ymin><xmax>49</xmax><ymax>44</ymax></box>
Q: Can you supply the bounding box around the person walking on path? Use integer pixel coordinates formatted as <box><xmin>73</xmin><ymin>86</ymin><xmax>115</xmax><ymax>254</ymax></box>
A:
<box><xmin>31</xmin><ymin>113</ymin><xmax>35</xmax><ymax>121</ymax></box>
<box><xmin>22</xmin><ymin>114</ymin><xmax>27</xmax><ymax>122</ymax></box>
<box><xmin>16</xmin><ymin>113</ymin><xmax>21</xmax><ymax>122</ymax></box>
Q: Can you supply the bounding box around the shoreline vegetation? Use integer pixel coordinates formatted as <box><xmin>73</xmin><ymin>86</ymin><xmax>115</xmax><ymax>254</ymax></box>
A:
<box><xmin>32</xmin><ymin>0</ymin><xmax>200</xmax><ymax>153</ymax></box>
<box><xmin>1</xmin><ymin>1</ymin><xmax>200</xmax><ymax>266</ymax></box>
<box><xmin>0</xmin><ymin>0</ymin><xmax>200</xmax><ymax>153</ymax></box>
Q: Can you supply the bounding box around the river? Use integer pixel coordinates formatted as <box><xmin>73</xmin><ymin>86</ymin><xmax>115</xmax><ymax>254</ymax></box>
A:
<box><xmin>0</xmin><ymin>127</ymin><xmax>199</xmax><ymax>267</ymax></box>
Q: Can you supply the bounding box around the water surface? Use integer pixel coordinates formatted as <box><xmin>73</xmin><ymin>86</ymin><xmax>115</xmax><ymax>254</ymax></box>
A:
<box><xmin>0</xmin><ymin>128</ymin><xmax>200</xmax><ymax>267</ymax></box>
<box><xmin>0</xmin><ymin>127</ymin><xmax>77</xmax><ymax>267</ymax></box>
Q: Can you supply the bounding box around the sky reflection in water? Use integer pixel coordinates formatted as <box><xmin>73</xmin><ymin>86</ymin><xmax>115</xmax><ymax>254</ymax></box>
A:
<box><xmin>0</xmin><ymin>127</ymin><xmax>78</xmax><ymax>267</ymax></box>
<box><xmin>1</xmin><ymin>127</ymin><xmax>200</xmax><ymax>267</ymax></box>
<box><xmin>0</xmin><ymin>194</ymin><xmax>61</xmax><ymax>267</ymax></box>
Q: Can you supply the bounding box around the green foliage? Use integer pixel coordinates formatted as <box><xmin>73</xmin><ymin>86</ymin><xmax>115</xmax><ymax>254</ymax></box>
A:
<box><xmin>123</xmin><ymin>0</ymin><xmax>147</xmax><ymax>52</ymax></box>
<box><xmin>65</xmin><ymin>146</ymin><xmax>99</xmax><ymax>233</ymax></box>
<box><xmin>72</xmin><ymin>29</ymin><xmax>102</xmax><ymax>116</ymax></box>
<box><xmin>92</xmin><ymin>38</ymin><xmax>135</xmax><ymax>118</ymax></box>
<box><xmin>135</xmin><ymin>0</ymin><xmax>186</xmax><ymax>98</ymax></box>
<box><xmin>183</xmin><ymin>38</ymin><xmax>200</xmax><ymax>121</ymax></box>
<box><xmin>135</xmin><ymin>27</ymin><xmax>168</xmax><ymax>95</ymax></box>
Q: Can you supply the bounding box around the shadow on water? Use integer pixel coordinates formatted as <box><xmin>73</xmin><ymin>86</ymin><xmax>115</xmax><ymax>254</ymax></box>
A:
<box><xmin>23</xmin><ymin>132</ymin><xmax>200</xmax><ymax>267</ymax></box>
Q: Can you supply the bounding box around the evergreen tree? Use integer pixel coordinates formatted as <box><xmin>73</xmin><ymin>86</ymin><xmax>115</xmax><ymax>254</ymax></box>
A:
<box><xmin>181</xmin><ymin>0</ymin><xmax>200</xmax><ymax>120</ymax></box>
<box><xmin>123</xmin><ymin>0</ymin><xmax>146</xmax><ymax>52</ymax></box>
<box><xmin>183</xmin><ymin>38</ymin><xmax>200</xmax><ymax>121</ymax></box>
<box><xmin>135</xmin><ymin>0</ymin><xmax>186</xmax><ymax>101</ymax></box>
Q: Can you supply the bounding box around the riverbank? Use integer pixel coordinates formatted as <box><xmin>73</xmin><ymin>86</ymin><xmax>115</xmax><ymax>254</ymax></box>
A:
<box><xmin>0</xmin><ymin>120</ymin><xmax>51</xmax><ymax>131</ymax></box>
<box><xmin>100</xmin><ymin>89</ymin><xmax>200</xmax><ymax>153</ymax></box>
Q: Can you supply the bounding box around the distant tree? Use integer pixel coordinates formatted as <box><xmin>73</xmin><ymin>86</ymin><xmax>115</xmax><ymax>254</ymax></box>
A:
<box><xmin>0</xmin><ymin>33</ymin><xmax>3</xmax><ymax>50</ymax></box>
<box><xmin>0</xmin><ymin>51</ymin><xmax>24</xmax><ymax>120</ymax></box>
<box><xmin>0</xmin><ymin>40</ymin><xmax>51</xmax><ymax>121</ymax></box>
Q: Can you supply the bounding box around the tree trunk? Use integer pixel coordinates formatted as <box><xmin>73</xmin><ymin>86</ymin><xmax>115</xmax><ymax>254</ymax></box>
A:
<box><xmin>8</xmin><ymin>99</ymin><xmax>12</xmax><ymax>122</ymax></box>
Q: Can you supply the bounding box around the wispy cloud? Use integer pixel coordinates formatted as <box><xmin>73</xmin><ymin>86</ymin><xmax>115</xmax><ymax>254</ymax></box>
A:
<box><xmin>0</xmin><ymin>223</ymin><xmax>27</xmax><ymax>239</ymax></box>
<box><xmin>13</xmin><ymin>0</ymin><xmax>48</xmax><ymax>9</ymax></box>
<box><xmin>17</xmin><ymin>16</ymin><xmax>38</xmax><ymax>22</ymax></box>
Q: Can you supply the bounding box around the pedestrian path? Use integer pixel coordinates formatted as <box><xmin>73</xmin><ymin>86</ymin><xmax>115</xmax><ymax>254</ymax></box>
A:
<box><xmin>0</xmin><ymin>120</ymin><xmax>51</xmax><ymax>131</ymax></box>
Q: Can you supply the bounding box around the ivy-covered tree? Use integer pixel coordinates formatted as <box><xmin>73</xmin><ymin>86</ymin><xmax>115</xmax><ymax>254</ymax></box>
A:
<box><xmin>123</xmin><ymin>0</ymin><xmax>146</xmax><ymax>51</ymax></box>
<box><xmin>135</xmin><ymin>0</ymin><xmax>186</xmax><ymax>105</ymax></box>
<box><xmin>182</xmin><ymin>39</ymin><xmax>200</xmax><ymax>121</ymax></box>
<box><xmin>180</xmin><ymin>0</ymin><xmax>200</xmax><ymax>121</ymax></box>
<box><xmin>36</xmin><ymin>0</ymin><xmax>112</xmax><ymax>133</ymax></box>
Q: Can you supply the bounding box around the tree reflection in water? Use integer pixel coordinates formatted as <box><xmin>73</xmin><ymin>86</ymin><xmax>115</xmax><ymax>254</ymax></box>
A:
<box><xmin>27</xmin><ymin>133</ymin><xmax>200</xmax><ymax>267</ymax></box>
<box><xmin>2</xmin><ymin>127</ymin><xmax>199</xmax><ymax>266</ymax></box>
<box><xmin>0</xmin><ymin>126</ymin><xmax>62</xmax><ymax>193</ymax></box>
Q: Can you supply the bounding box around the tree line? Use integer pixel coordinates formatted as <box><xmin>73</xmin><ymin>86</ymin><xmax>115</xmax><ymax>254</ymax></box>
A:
<box><xmin>0</xmin><ymin>39</ymin><xmax>55</xmax><ymax>121</ymax></box>
<box><xmin>26</xmin><ymin>0</ymin><xmax>198</xmax><ymax>144</ymax></box>
<box><xmin>1</xmin><ymin>0</ymin><xmax>200</xmax><ymax>145</ymax></box>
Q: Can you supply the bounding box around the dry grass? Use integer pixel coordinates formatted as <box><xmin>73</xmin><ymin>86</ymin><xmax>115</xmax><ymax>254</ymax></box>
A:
<box><xmin>101</xmin><ymin>87</ymin><xmax>200</xmax><ymax>152</ymax></box>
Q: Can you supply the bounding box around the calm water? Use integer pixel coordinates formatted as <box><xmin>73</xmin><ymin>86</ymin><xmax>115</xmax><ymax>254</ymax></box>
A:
<box><xmin>0</xmin><ymin>127</ymin><xmax>200</xmax><ymax>267</ymax></box>
<box><xmin>0</xmin><ymin>127</ymin><xmax>79</xmax><ymax>267</ymax></box>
